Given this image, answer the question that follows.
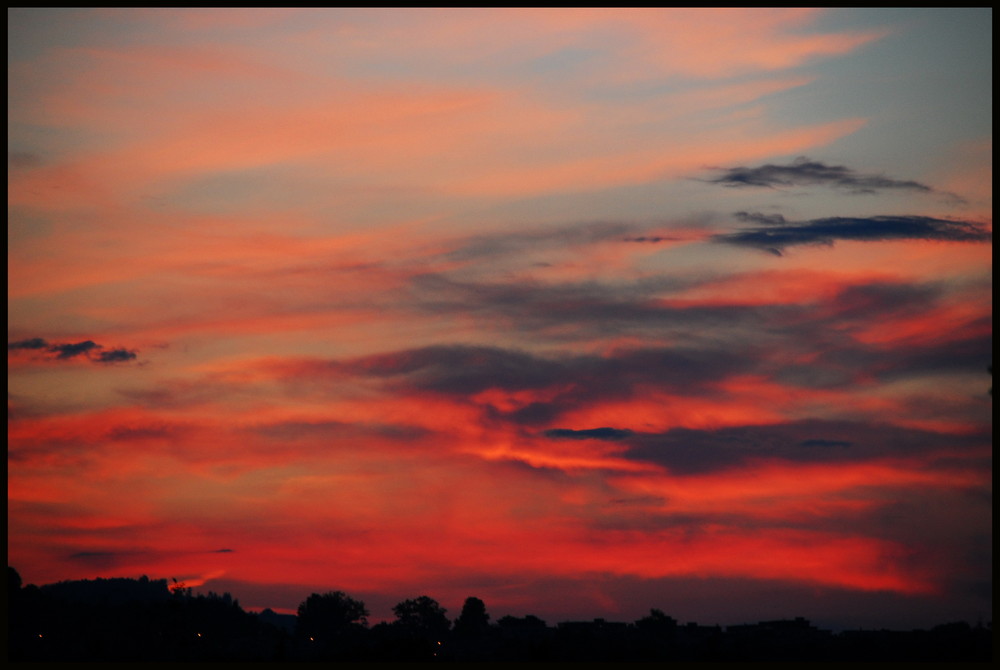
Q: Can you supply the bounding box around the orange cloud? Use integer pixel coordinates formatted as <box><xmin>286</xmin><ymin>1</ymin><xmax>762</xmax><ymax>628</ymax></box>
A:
<box><xmin>625</xmin><ymin>8</ymin><xmax>885</xmax><ymax>79</ymax></box>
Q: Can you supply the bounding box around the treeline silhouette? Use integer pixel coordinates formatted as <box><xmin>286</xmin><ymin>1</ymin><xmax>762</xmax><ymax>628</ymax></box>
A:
<box><xmin>7</xmin><ymin>567</ymin><xmax>991</xmax><ymax>661</ymax></box>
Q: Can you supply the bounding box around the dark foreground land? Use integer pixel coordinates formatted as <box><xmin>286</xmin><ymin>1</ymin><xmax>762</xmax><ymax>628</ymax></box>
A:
<box><xmin>8</xmin><ymin>568</ymin><xmax>992</xmax><ymax>662</ymax></box>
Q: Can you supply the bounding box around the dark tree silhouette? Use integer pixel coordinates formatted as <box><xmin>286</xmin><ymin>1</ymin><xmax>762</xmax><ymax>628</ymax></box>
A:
<box><xmin>9</xmin><ymin>565</ymin><xmax>23</xmax><ymax>592</ymax></box>
<box><xmin>392</xmin><ymin>595</ymin><xmax>450</xmax><ymax>639</ymax></box>
<box><xmin>498</xmin><ymin>613</ymin><xmax>547</xmax><ymax>630</ymax></box>
<box><xmin>370</xmin><ymin>595</ymin><xmax>451</xmax><ymax>661</ymax></box>
<box><xmin>296</xmin><ymin>591</ymin><xmax>369</xmax><ymax>641</ymax></box>
<box><xmin>453</xmin><ymin>596</ymin><xmax>490</xmax><ymax>638</ymax></box>
<box><xmin>7</xmin><ymin>565</ymin><xmax>992</xmax><ymax>662</ymax></box>
<box><xmin>635</xmin><ymin>608</ymin><xmax>678</xmax><ymax>633</ymax></box>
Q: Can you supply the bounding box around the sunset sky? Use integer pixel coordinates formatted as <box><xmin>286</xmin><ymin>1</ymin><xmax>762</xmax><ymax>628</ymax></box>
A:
<box><xmin>8</xmin><ymin>8</ymin><xmax>992</xmax><ymax>631</ymax></box>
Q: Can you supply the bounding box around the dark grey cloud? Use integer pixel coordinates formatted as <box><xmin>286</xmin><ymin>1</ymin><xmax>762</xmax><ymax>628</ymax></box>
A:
<box><xmin>752</xmin><ymin>276</ymin><xmax>991</xmax><ymax>389</ymax></box>
<box><xmin>408</xmin><ymin>272</ymin><xmax>767</xmax><ymax>343</ymax></box>
<box><xmin>706</xmin><ymin>157</ymin><xmax>934</xmax><ymax>194</ymax></box>
<box><xmin>406</xmin><ymin>272</ymin><xmax>974</xmax><ymax>379</ymax></box>
<box><xmin>504</xmin><ymin>402</ymin><xmax>562</xmax><ymax>427</ymax></box>
<box><xmin>65</xmin><ymin>547</ymin><xmax>236</xmax><ymax>569</ymax></box>
<box><xmin>65</xmin><ymin>550</ymin><xmax>155</xmax><ymax>570</ymax></box>
<box><xmin>7</xmin><ymin>337</ymin><xmax>139</xmax><ymax>364</ymax></box>
<box><xmin>95</xmin><ymin>348</ymin><xmax>138</xmax><ymax>363</ymax></box>
<box><xmin>623</xmin><ymin>235</ymin><xmax>681</xmax><ymax>243</ymax></box>
<box><xmin>337</xmin><ymin>343</ymin><xmax>752</xmax><ymax>427</ymax></box>
<box><xmin>424</xmin><ymin>218</ymin><xmax>707</xmax><ymax>275</ymax></box>
<box><xmin>346</xmin><ymin>345</ymin><xmax>568</xmax><ymax>394</ymax></box>
<box><xmin>799</xmin><ymin>439</ymin><xmax>852</xmax><ymax>448</ymax></box>
<box><xmin>620</xmin><ymin>420</ymin><xmax>988</xmax><ymax>475</ymax></box>
<box><xmin>288</xmin><ymin>272</ymin><xmax>986</xmax><ymax>429</ymax></box>
<box><xmin>543</xmin><ymin>427</ymin><xmax>635</xmax><ymax>440</ymax></box>
<box><xmin>714</xmin><ymin>214</ymin><xmax>991</xmax><ymax>255</ymax></box>
<box><xmin>803</xmin><ymin>330</ymin><xmax>992</xmax><ymax>388</ymax></box>
<box><xmin>49</xmin><ymin>340</ymin><xmax>100</xmax><ymax>359</ymax></box>
<box><xmin>821</xmin><ymin>280</ymin><xmax>937</xmax><ymax>322</ymax></box>
<box><xmin>351</xmin><ymin>344</ymin><xmax>744</xmax><ymax>397</ymax></box>
<box><xmin>245</xmin><ymin>419</ymin><xmax>430</xmax><ymax>444</ymax></box>
<box><xmin>733</xmin><ymin>211</ymin><xmax>787</xmax><ymax>226</ymax></box>
<box><xmin>7</xmin><ymin>337</ymin><xmax>48</xmax><ymax>350</ymax></box>
<box><xmin>444</xmin><ymin>220</ymin><xmax>636</xmax><ymax>262</ymax></box>
<box><xmin>90</xmin><ymin>266</ymin><xmax>975</xmax><ymax>443</ymax></box>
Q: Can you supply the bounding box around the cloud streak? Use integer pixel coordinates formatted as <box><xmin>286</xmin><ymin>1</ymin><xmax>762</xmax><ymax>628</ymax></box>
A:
<box><xmin>714</xmin><ymin>214</ymin><xmax>991</xmax><ymax>255</ymax></box>
<box><xmin>8</xmin><ymin>337</ymin><xmax>138</xmax><ymax>364</ymax></box>
<box><xmin>705</xmin><ymin>157</ymin><xmax>935</xmax><ymax>194</ymax></box>
<box><xmin>544</xmin><ymin>427</ymin><xmax>635</xmax><ymax>440</ymax></box>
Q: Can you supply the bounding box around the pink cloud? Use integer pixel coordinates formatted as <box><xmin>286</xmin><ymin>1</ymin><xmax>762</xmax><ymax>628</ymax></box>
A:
<box><xmin>9</xmin><ymin>9</ymin><xmax>882</xmax><ymax>216</ymax></box>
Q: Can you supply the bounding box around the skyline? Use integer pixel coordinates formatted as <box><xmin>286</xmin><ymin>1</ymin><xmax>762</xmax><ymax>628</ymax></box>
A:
<box><xmin>7</xmin><ymin>8</ymin><xmax>992</xmax><ymax>631</ymax></box>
